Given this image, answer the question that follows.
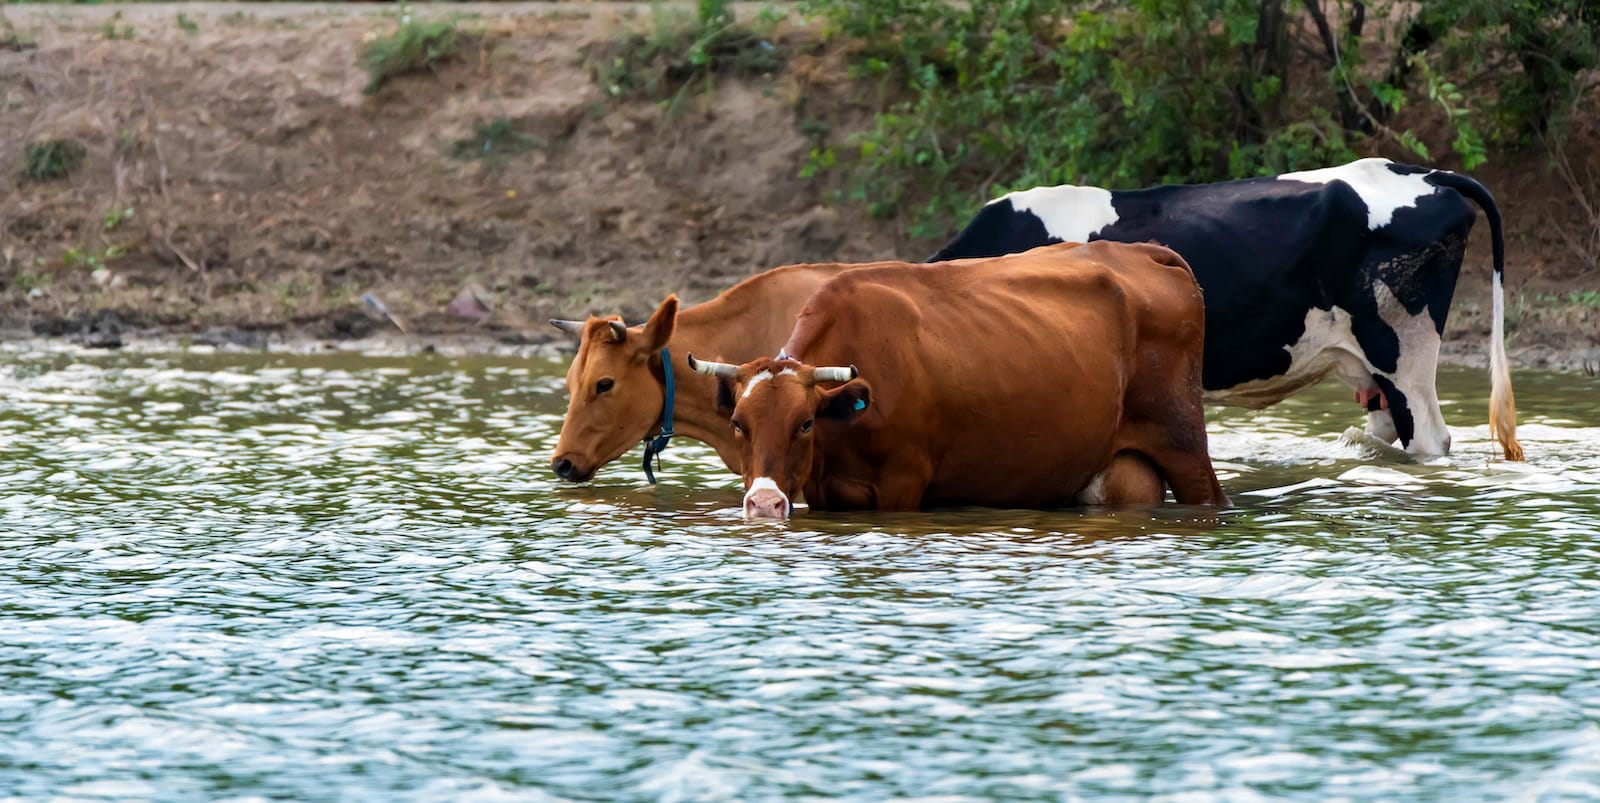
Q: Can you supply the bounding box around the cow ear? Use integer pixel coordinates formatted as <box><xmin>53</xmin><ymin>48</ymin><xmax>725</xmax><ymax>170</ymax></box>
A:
<box><xmin>641</xmin><ymin>295</ymin><xmax>678</xmax><ymax>352</ymax></box>
<box><xmin>714</xmin><ymin>376</ymin><xmax>737</xmax><ymax>416</ymax></box>
<box><xmin>818</xmin><ymin>378</ymin><xmax>871</xmax><ymax>420</ymax></box>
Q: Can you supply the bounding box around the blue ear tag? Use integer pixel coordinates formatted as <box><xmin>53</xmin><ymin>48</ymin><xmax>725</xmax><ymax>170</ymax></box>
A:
<box><xmin>854</xmin><ymin>398</ymin><xmax>866</xmax><ymax>411</ymax></box>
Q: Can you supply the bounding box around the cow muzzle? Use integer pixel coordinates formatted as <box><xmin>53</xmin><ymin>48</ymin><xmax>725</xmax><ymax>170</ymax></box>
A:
<box><xmin>551</xmin><ymin>454</ymin><xmax>595</xmax><ymax>483</ymax></box>
<box><xmin>743</xmin><ymin>477</ymin><xmax>792</xmax><ymax>520</ymax></box>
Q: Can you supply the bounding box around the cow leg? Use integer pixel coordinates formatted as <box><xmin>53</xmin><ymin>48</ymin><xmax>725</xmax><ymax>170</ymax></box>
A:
<box><xmin>1077</xmin><ymin>451</ymin><xmax>1165</xmax><ymax>505</ymax></box>
<box><xmin>1353</xmin><ymin>287</ymin><xmax>1451</xmax><ymax>456</ymax></box>
<box><xmin>870</xmin><ymin>455</ymin><xmax>933</xmax><ymax>512</ymax></box>
<box><xmin>1118</xmin><ymin>385</ymin><xmax>1229</xmax><ymax>506</ymax></box>
<box><xmin>1356</xmin><ymin>384</ymin><xmax>1400</xmax><ymax>443</ymax></box>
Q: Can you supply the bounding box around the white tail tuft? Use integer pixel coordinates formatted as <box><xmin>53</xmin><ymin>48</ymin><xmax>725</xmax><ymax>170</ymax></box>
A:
<box><xmin>1489</xmin><ymin>271</ymin><xmax>1524</xmax><ymax>461</ymax></box>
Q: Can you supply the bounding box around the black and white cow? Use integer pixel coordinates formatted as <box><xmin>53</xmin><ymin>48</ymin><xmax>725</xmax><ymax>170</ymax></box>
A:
<box><xmin>929</xmin><ymin>158</ymin><xmax>1522</xmax><ymax>460</ymax></box>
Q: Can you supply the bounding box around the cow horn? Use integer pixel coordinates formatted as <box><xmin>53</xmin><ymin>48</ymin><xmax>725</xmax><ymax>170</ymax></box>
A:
<box><xmin>550</xmin><ymin>319</ymin><xmax>585</xmax><ymax>335</ymax></box>
<box><xmin>813</xmin><ymin>365</ymin><xmax>858</xmax><ymax>383</ymax></box>
<box><xmin>686</xmin><ymin>353</ymin><xmax>738</xmax><ymax>379</ymax></box>
<box><xmin>608</xmin><ymin>320</ymin><xmax>628</xmax><ymax>342</ymax></box>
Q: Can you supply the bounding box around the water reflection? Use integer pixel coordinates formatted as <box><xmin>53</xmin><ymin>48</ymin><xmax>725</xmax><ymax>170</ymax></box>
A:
<box><xmin>1</xmin><ymin>347</ymin><xmax>1598</xmax><ymax>799</ymax></box>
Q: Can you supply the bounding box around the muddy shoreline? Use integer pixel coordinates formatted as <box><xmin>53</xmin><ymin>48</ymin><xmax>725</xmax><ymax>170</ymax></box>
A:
<box><xmin>8</xmin><ymin>320</ymin><xmax>1597</xmax><ymax>377</ymax></box>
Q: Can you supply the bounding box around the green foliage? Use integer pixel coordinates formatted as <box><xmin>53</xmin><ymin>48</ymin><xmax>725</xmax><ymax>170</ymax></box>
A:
<box><xmin>589</xmin><ymin>0</ymin><xmax>784</xmax><ymax>101</ymax></box>
<box><xmin>23</xmin><ymin>139</ymin><xmax>85</xmax><ymax>182</ymax></box>
<box><xmin>801</xmin><ymin>0</ymin><xmax>1358</xmax><ymax>236</ymax></box>
<box><xmin>103</xmin><ymin>207</ymin><xmax>134</xmax><ymax>231</ymax></box>
<box><xmin>100</xmin><ymin>10</ymin><xmax>134</xmax><ymax>40</ymax></box>
<box><xmin>176</xmin><ymin>13</ymin><xmax>199</xmax><ymax>36</ymax></box>
<box><xmin>800</xmin><ymin>0</ymin><xmax>1599</xmax><ymax>237</ymax></box>
<box><xmin>361</xmin><ymin>10</ymin><xmax>461</xmax><ymax>95</ymax></box>
<box><xmin>449</xmin><ymin>119</ymin><xmax>540</xmax><ymax>164</ymax></box>
<box><xmin>1536</xmin><ymin>290</ymin><xmax>1600</xmax><ymax>308</ymax></box>
<box><xmin>62</xmin><ymin>244</ymin><xmax>123</xmax><ymax>271</ymax></box>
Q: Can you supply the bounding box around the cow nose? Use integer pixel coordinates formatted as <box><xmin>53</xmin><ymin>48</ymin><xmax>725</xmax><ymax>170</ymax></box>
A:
<box><xmin>744</xmin><ymin>489</ymin><xmax>791</xmax><ymax>520</ymax></box>
<box><xmin>552</xmin><ymin>457</ymin><xmax>578</xmax><ymax>481</ymax></box>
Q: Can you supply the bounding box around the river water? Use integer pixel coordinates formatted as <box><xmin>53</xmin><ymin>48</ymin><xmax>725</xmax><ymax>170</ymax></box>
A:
<box><xmin>2</xmin><ymin>347</ymin><xmax>1598</xmax><ymax>800</ymax></box>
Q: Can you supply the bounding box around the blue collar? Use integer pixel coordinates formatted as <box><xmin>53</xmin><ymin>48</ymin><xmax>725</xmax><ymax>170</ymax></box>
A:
<box><xmin>641</xmin><ymin>347</ymin><xmax>675</xmax><ymax>484</ymax></box>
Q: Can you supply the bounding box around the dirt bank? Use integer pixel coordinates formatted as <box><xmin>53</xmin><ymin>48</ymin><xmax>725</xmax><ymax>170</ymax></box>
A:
<box><xmin>0</xmin><ymin>3</ymin><xmax>1595</xmax><ymax>371</ymax></box>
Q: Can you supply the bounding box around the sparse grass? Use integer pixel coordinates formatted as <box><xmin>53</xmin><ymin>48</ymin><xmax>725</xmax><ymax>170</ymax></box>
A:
<box><xmin>63</xmin><ymin>244</ymin><xmax>124</xmax><ymax>271</ymax></box>
<box><xmin>1535</xmin><ymin>290</ymin><xmax>1600</xmax><ymax>308</ymax></box>
<box><xmin>176</xmin><ymin>13</ymin><xmax>199</xmax><ymax>36</ymax></box>
<box><xmin>588</xmin><ymin>0</ymin><xmax>784</xmax><ymax>101</ymax></box>
<box><xmin>0</xmin><ymin>11</ymin><xmax>37</xmax><ymax>51</ymax></box>
<box><xmin>23</xmin><ymin>139</ymin><xmax>86</xmax><ymax>182</ymax></box>
<box><xmin>449</xmin><ymin>119</ymin><xmax>540</xmax><ymax>164</ymax></box>
<box><xmin>99</xmin><ymin>11</ymin><xmax>134</xmax><ymax>40</ymax></box>
<box><xmin>104</xmin><ymin>207</ymin><xmax>134</xmax><ymax>231</ymax></box>
<box><xmin>362</xmin><ymin>11</ymin><xmax>462</xmax><ymax>95</ymax></box>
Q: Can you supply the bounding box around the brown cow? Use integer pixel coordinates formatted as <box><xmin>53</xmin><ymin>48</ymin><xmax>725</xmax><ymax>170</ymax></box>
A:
<box><xmin>551</xmin><ymin>261</ymin><xmax>907</xmax><ymax>482</ymax></box>
<box><xmin>688</xmin><ymin>241</ymin><xmax>1229</xmax><ymax>518</ymax></box>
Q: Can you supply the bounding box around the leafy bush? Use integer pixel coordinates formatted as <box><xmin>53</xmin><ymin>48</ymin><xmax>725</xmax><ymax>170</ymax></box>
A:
<box><xmin>800</xmin><ymin>0</ymin><xmax>1600</xmax><ymax>238</ymax></box>
<box><xmin>362</xmin><ymin>11</ymin><xmax>461</xmax><ymax>95</ymax></box>
<box><xmin>589</xmin><ymin>0</ymin><xmax>784</xmax><ymax>100</ymax></box>
<box><xmin>23</xmin><ymin>139</ymin><xmax>86</xmax><ymax>182</ymax></box>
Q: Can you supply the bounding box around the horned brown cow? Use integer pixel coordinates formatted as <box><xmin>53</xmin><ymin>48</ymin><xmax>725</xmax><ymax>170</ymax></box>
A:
<box><xmin>688</xmin><ymin>241</ymin><xmax>1229</xmax><ymax>519</ymax></box>
<box><xmin>550</xmin><ymin>261</ymin><xmax>908</xmax><ymax>482</ymax></box>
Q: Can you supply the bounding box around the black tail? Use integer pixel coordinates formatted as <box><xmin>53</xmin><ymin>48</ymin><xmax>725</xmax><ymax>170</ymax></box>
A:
<box><xmin>1429</xmin><ymin>169</ymin><xmax>1522</xmax><ymax>460</ymax></box>
<box><xmin>1429</xmin><ymin>171</ymin><xmax>1504</xmax><ymax>279</ymax></box>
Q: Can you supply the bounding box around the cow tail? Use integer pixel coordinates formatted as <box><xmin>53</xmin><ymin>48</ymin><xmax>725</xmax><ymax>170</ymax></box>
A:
<box><xmin>1433</xmin><ymin>171</ymin><xmax>1523</xmax><ymax>461</ymax></box>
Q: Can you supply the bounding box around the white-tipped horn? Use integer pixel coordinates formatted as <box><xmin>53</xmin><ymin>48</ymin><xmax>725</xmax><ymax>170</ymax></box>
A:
<box><xmin>686</xmin><ymin>353</ymin><xmax>738</xmax><ymax>379</ymax></box>
<box><xmin>608</xmin><ymin>321</ymin><xmax>628</xmax><ymax>342</ymax></box>
<box><xmin>550</xmin><ymin>319</ymin><xmax>585</xmax><ymax>335</ymax></box>
<box><xmin>813</xmin><ymin>365</ymin><xmax>858</xmax><ymax>383</ymax></box>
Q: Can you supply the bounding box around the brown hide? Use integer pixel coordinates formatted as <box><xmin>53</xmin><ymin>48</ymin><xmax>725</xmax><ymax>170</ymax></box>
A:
<box><xmin>550</xmin><ymin>261</ymin><xmax>901</xmax><ymax>481</ymax></box>
<box><xmin>723</xmin><ymin>241</ymin><xmax>1228</xmax><ymax>513</ymax></box>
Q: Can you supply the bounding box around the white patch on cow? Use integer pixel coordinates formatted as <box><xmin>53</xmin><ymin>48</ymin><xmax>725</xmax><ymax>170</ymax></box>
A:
<box><xmin>1278</xmin><ymin>158</ymin><xmax>1438</xmax><ymax>231</ymax></box>
<box><xmin>741</xmin><ymin>370</ymin><xmax>773</xmax><ymax>400</ymax></box>
<box><xmin>998</xmin><ymin>184</ymin><xmax>1120</xmax><ymax>243</ymax></box>
<box><xmin>1207</xmin><ymin>306</ymin><xmax>1373</xmax><ymax>409</ymax></box>
<box><xmin>1371</xmin><ymin>282</ymin><xmax>1449</xmax><ymax>456</ymax></box>
<box><xmin>743</xmin><ymin>476</ymin><xmax>790</xmax><ymax>515</ymax></box>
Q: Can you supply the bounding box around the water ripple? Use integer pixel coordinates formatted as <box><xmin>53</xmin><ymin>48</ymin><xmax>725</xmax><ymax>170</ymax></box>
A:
<box><xmin>0</xmin><ymin>350</ymin><xmax>1597</xmax><ymax>800</ymax></box>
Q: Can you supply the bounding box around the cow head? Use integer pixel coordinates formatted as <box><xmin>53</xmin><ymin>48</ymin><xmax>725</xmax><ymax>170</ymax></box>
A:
<box><xmin>687</xmin><ymin>355</ymin><xmax>870</xmax><ymax>519</ymax></box>
<box><xmin>549</xmin><ymin>296</ymin><xmax>678</xmax><ymax>482</ymax></box>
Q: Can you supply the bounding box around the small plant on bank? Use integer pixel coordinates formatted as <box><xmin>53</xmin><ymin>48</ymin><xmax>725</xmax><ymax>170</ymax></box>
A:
<box><xmin>100</xmin><ymin>11</ymin><xmax>134</xmax><ymax>41</ymax></box>
<box><xmin>362</xmin><ymin>8</ymin><xmax>462</xmax><ymax>95</ymax></box>
<box><xmin>588</xmin><ymin>0</ymin><xmax>784</xmax><ymax>101</ymax></box>
<box><xmin>23</xmin><ymin>139</ymin><xmax>86</xmax><ymax>182</ymax></box>
<box><xmin>176</xmin><ymin>13</ymin><xmax>199</xmax><ymax>36</ymax></box>
<box><xmin>104</xmin><ymin>207</ymin><xmax>134</xmax><ymax>231</ymax></box>
<box><xmin>449</xmin><ymin>119</ymin><xmax>540</xmax><ymax>165</ymax></box>
<box><xmin>62</xmin><ymin>244</ymin><xmax>125</xmax><ymax>271</ymax></box>
<box><xmin>0</xmin><ymin>11</ymin><xmax>37</xmax><ymax>51</ymax></box>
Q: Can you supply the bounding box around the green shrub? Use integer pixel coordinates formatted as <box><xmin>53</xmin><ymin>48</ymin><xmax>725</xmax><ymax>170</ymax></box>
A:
<box><xmin>801</xmin><ymin>0</ymin><xmax>1599</xmax><ymax>238</ymax></box>
<box><xmin>362</xmin><ymin>12</ymin><xmax>461</xmax><ymax>95</ymax></box>
<box><xmin>589</xmin><ymin>0</ymin><xmax>784</xmax><ymax>101</ymax></box>
<box><xmin>23</xmin><ymin>139</ymin><xmax>86</xmax><ymax>182</ymax></box>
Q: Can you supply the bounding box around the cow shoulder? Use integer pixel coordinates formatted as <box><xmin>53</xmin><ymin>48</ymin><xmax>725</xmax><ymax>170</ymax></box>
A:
<box><xmin>787</xmin><ymin>267</ymin><xmax>926</xmax><ymax>361</ymax></box>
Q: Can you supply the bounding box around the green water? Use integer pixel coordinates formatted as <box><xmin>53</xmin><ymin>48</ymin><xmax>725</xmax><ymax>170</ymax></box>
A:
<box><xmin>3</xmin><ymin>347</ymin><xmax>1599</xmax><ymax>800</ymax></box>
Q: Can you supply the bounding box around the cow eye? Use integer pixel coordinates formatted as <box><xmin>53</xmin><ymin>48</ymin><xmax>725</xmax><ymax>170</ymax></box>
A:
<box><xmin>797</xmin><ymin>419</ymin><xmax>814</xmax><ymax>436</ymax></box>
<box><xmin>595</xmin><ymin>378</ymin><xmax>615</xmax><ymax>395</ymax></box>
<box><xmin>731</xmin><ymin>420</ymin><xmax>745</xmax><ymax>436</ymax></box>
